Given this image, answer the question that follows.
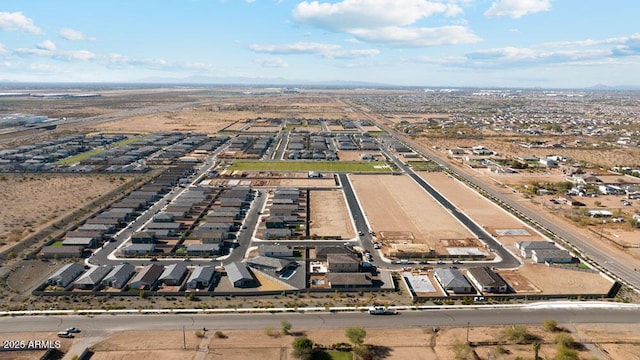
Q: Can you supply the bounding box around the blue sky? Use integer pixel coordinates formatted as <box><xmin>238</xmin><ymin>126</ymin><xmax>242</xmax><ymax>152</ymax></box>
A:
<box><xmin>1</xmin><ymin>0</ymin><xmax>639</xmax><ymax>88</ymax></box>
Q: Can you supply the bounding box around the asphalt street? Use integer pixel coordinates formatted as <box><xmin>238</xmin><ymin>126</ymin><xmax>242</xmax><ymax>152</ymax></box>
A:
<box><xmin>1</xmin><ymin>307</ymin><xmax>639</xmax><ymax>334</ymax></box>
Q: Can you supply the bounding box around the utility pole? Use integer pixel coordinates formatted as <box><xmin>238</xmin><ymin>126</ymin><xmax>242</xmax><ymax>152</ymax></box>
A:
<box><xmin>466</xmin><ymin>322</ymin><xmax>470</xmax><ymax>344</ymax></box>
<box><xmin>183</xmin><ymin>325</ymin><xmax>186</xmax><ymax>350</ymax></box>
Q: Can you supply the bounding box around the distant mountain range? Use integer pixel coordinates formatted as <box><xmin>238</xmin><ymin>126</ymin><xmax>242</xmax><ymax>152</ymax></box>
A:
<box><xmin>135</xmin><ymin>75</ymin><xmax>391</xmax><ymax>88</ymax></box>
<box><xmin>1</xmin><ymin>76</ymin><xmax>639</xmax><ymax>91</ymax></box>
<box><xmin>585</xmin><ymin>84</ymin><xmax>640</xmax><ymax>91</ymax></box>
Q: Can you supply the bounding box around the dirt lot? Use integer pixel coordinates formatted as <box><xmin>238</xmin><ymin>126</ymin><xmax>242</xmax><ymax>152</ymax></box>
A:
<box><xmin>500</xmin><ymin>264</ymin><xmax>613</xmax><ymax>295</ymax></box>
<box><xmin>575</xmin><ymin>324</ymin><xmax>640</xmax><ymax>360</ymax></box>
<box><xmin>350</xmin><ymin>174</ymin><xmax>475</xmax><ymax>255</ymax></box>
<box><xmin>309</xmin><ymin>190</ymin><xmax>354</xmax><ymax>239</ymax></box>
<box><xmin>418</xmin><ymin>172</ymin><xmax>546</xmax><ymax>246</ymax></box>
<box><xmin>337</xmin><ymin>150</ymin><xmax>383</xmax><ymax>162</ymax></box>
<box><xmin>86</xmin><ymin>323</ymin><xmax>622</xmax><ymax>360</ymax></box>
<box><xmin>0</xmin><ymin>173</ymin><xmax>129</xmax><ymax>253</ymax></box>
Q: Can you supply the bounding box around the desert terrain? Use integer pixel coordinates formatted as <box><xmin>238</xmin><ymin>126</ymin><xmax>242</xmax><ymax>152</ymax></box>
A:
<box><xmin>0</xmin><ymin>173</ymin><xmax>130</xmax><ymax>253</ymax></box>
<box><xmin>309</xmin><ymin>190</ymin><xmax>354</xmax><ymax>239</ymax></box>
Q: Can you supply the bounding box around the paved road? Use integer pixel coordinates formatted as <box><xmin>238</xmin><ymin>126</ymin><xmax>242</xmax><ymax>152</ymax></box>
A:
<box><xmin>1</xmin><ymin>307</ymin><xmax>639</xmax><ymax>334</ymax></box>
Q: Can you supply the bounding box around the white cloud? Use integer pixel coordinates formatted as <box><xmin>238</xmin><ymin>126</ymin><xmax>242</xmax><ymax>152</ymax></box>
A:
<box><xmin>0</xmin><ymin>12</ymin><xmax>41</xmax><ymax>34</ymax></box>
<box><xmin>60</xmin><ymin>28</ymin><xmax>95</xmax><ymax>41</ymax></box>
<box><xmin>249</xmin><ymin>41</ymin><xmax>379</xmax><ymax>58</ymax></box>
<box><xmin>484</xmin><ymin>0</ymin><xmax>551</xmax><ymax>19</ymax></box>
<box><xmin>292</xmin><ymin>0</ymin><xmax>477</xmax><ymax>47</ymax></box>
<box><xmin>351</xmin><ymin>25</ymin><xmax>480</xmax><ymax>47</ymax></box>
<box><xmin>293</xmin><ymin>0</ymin><xmax>460</xmax><ymax>30</ymax></box>
<box><xmin>0</xmin><ymin>43</ymin><xmax>5</xmax><ymax>55</ymax></box>
<box><xmin>57</xmin><ymin>50</ymin><xmax>97</xmax><ymax>61</ymax></box>
<box><xmin>254</xmin><ymin>57</ymin><xmax>289</xmax><ymax>68</ymax></box>
<box><xmin>36</xmin><ymin>40</ymin><xmax>56</xmax><ymax>52</ymax></box>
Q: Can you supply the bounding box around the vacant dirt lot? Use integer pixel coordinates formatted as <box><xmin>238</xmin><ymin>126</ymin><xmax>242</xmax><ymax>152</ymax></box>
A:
<box><xmin>418</xmin><ymin>172</ymin><xmax>546</xmax><ymax>246</ymax></box>
<box><xmin>501</xmin><ymin>264</ymin><xmax>613</xmax><ymax>295</ymax></box>
<box><xmin>86</xmin><ymin>323</ymin><xmax>619</xmax><ymax>360</ymax></box>
<box><xmin>309</xmin><ymin>190</ymin><xmax>354</xmax><ymax>239</ymax></box>
<box><xmin>350</xmin><ymin>174</ymin><xmax>474</xmax><ymax>255</ymax></box>
<box><xmin>0</xmin><ymin>173</ymin><xmax>129</xmax><ymax>253</ymax></box>
<box><xmin>575</xmin><ymin>324</ymin><xmax>640</xmax><ymax>360</ymax></box>
<box><xmin>337</xmin><ymin>150</ymin><xmax>383</xmax><ymax>162</ymax></box>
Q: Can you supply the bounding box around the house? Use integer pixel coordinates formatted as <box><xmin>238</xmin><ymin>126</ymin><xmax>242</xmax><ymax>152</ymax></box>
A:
<box><xmin>40</xmin><ymin>245</ymin><xmax>83</xmax><ymax>259</ymax></box>
<box><xmin>246</xmin><ymin>256</ymin><xmax>295</xmax><ymax>274</ymax></box>
<box><xmin>46</xmin><ymin>262</ymin><xmax>84</xmax><ymax>288</ymax></box>
<box><xmin>539</xmin><ymin>159</ymin><xmax>558</xmax><ymax>168</ymax></box>
<box><xmin>185</xmin><ymin>243</ymin><xmax>220</xmax><ymax>256</ymax></box>
<box><xmin>195</xmin><ymin>230</ymin><xmax>230</xmax><ymax>244</ymax></box>
<box><xmin>265</xmin><ymin>216</ymin><xmax>285</xmax><ymax>229</ymax></box>
<box><xmin>187</xmin><ymin>266</ymin><xmax>216</xmax><ymax>289</ymax></box>
<box><xmin>74</xmin><ymin>265</ymin><xmax>113</xmax><ymax>290</ymax></box>
<box><xmin>102</xmin><ymin>263</ymin><xmax>136</xmax><ymax>289</ymax></box>
<box><xmin>128</xmin><ymin>264</ymin><xmax>164</xmax><ymax>290</ymax></box>
<box><xmin>159</xmin><ymin>263</ymin><xmax>188</xmax><ymax>286</ymax></box>
<box><xmin>258</xmin><ymin>245</ymin><xmax>293</xmax><ymax>258</ymax></box>
<box><xmin>121</xmin><ymin>243</ymin><xmax>155</xmax><ymax>256</ymax></box>
<box><xmin>434</xmin><ymin>268</ymin><xmax>475</xmax><ymax>294</ymax></box>
<box><xmin>448</xmin><ymin>148</ymin><xmax>466</xmax><ymax>156</ymax></box>
<box><xmin>327</xmin><ymin>254</ymin><xmax>360</xmax><ymax>273</ymax></box>
<box><xmin>153</xmin><ymin>213</ymin><xmax>174</xmax><ymax>223</ymax></box>
<box><xmin>62</xmin><ymin>237</ymin><xmax>98</xmax><ymax>249</ymax></box>
<box><xmin>131</xmin><ymin>231</ymin><xmax>156</xmax><ymax>244</ymax></box>
<box><xmin>466</xmin><ymin>267</ymin><xmax>508</xmax><ymax>293</ymax></box>
<box><xmin>225</xmin><ymin>261</ymin><xmax>257</xmax><ymax>288</ymax></box>
<box><xmin>326</xmin><ymin>273</ymin><xmax>373</xmax><ymax>288</ymax></box>
<box><xmin>599</xmin><ymin>185</ymin><xmax>625</xmax><ymax>195</ymax></box>
<box><xmin>263</xmin><ymin>228</ymin><xmax>293</xmax><ymax>239</ymax></box>
<box><xmin>531</xmin><ymin>249</ymin><xmax>574</xmax><ymax>264</ymax></box>
<box><xmin>78</xmin><ymin>223</ymin><xmax>116</xmax><ymax>233</ymax></box>
<box><xmin>587</xmin><ymin>210</ymin><xmax>613</xmax><ymax>218</ymax></box>
<box><xmin>515</xmin><ymin>241</ymin><xmax>558</xmax><ymax>258</ymax></box>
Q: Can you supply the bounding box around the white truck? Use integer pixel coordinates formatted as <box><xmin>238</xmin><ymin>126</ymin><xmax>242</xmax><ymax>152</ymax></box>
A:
<box><xmin>368</xmin><ymin>306</ymin><xmax>398</xmax><ymax>315</ymax></box>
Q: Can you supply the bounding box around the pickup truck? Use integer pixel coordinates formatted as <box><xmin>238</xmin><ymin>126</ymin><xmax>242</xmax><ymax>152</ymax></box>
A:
<box><xmin>368</xmin><ymin>306</ymin><xmax>398</xmax><ymax>315</ymax></box>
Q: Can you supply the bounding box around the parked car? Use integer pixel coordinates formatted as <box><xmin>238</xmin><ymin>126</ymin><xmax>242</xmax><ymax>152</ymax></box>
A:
<box><xmin>65</xmin><ymin>327</ymin><xmax>81</xmax><ymax>333</ymax></box>
<box><xmin>57</xmin><ymin>331</ymin><xmax>74</xmax><ymax>338</ymax></box>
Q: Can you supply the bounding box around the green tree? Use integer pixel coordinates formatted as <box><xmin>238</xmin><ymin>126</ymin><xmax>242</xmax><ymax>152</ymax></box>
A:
<box><xmin>505</xmin><ymin>325</ymin><xmax>535</xmax><ymax>344</ymax></box>
<box><xmin>543</xmin><ymin>318</ymin><xmax>558</xmax><ymax>332</ymax></box>
<box><xmin>554</xmin><ymin>333</ymin><xmax>576</xmax><ymax>348</ymax></box>
<box><xmin>453</xmin><ymin>342</ymin><xmax>472</xmax><ymax>360</ymax></box>
<box><xmin>555</xmin><ymin>346</ymin><xmax>580</xmax><ymax>360</ymax></box>
<box><xmin>345</xmin><ymin>327</ymin><xmax>367</xmax><ymax>346</ymax></box>
<box><xmin>281</xmin><ymin>320</ymin><xmax>292</xmax><ymax>335</ymax></box>
<box><xmin>291</xmin><ymin>337</ymin><xmax>314</xmax><ymax>360</ymax></box>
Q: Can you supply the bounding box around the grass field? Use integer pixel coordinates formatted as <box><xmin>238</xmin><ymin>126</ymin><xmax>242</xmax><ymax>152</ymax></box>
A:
<box><xmin>56</xmin><ymin>136</ymin><xmax>144</xmax><ymax>165</ymax></box>
<box><xmin>227</xmin><ymin>161</ymin><xmax>392</xmax><ymax>173</ymax></box>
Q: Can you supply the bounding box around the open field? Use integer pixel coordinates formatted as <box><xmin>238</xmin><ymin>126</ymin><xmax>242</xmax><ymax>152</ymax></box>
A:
<box><xmin>227</xmin><ymin>161</ymin><xmax>391</xmax><ymax>173</ymax></box>
<box><xmin>0</xmin><ymin>173</ymin><xmax>129</xmax><ymax>253</ymax></box>
<box><xmin>309</xmin><ymin>190</ymin><xmax>354</xmax><ymax>239</ymax></box>
<box><xmin>84</xmin><ymin>323</ymin><xmax>623</xmax><ymax>360</ymax></box>
<box><xmin>91</xmin><ymin>92</ymin><xmax>367</xmax><ymax>134</ymax></box>
<box><xmin>350</xmin><ymin>174</ymin><xmax>475</xmax><ymax>255</ymax></box>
